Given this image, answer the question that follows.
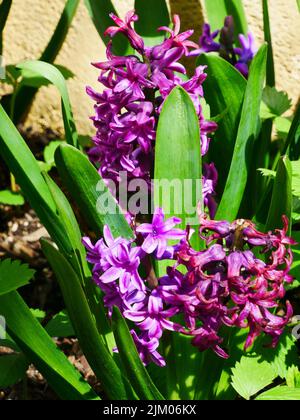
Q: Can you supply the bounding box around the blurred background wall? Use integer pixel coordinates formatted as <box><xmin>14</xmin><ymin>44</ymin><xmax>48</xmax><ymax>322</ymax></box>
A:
<box><xmin>1</xmin><ymin>0</ymin><xmax>299</xmax><ymax>135</ymax></box>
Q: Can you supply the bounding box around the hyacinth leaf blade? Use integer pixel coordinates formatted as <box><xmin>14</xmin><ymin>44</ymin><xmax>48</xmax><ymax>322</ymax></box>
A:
<box><xmin>285</xmin><ymin>102</ymin><xmax>300</xmax><ymax>160</ymax></box>
<box><xmin>55</xmin><ymin>144</ymin><xmax>134</xmax><ymax>239</ymax></box>
<box><xmin>198</xmin><ymin>54</ymin><xmax>247</xmax><ymax>193</ymax></box>
<box><xmin>204</xmin><ymin>0</ymin><xmax>248</xmax><ymax>39</ymax></box>
<box><xmin>255</xmin><ymin>386</ymin><xmax>300</xmax><ymax>400</ymax></box>
<box><xmin>84</xmin><ymin>0</ymin><xmax>130</xmax><ymax>55</ymax></box>
<box><xmin>154</xmin><ymin>85</ymin><xmax>202</xmax><ymax>400</ymax></box>
<box><xmin>41</xmin><ymin>240</ymin><xmax>136</xmax><ymax>400</ymax></box>
<box><xmin>154</xmin><ymin>85</ymin><xmax>202</xmax><ymax>250</ymax></box>
<box><xmin>112</xmin><ymin>307</ymin><xmax>165</xmax><ymax>400</ymax></box>
<box><xmin>216</xmin><ymin>44</ymin><xmax>268</xmax><ymax>221</ymax></box>
<box><xmin>265</xmin><ymin>155</ymin><xmax>292</xmax><ymax>233</ymax></box>
<box><xmin>0</xmin><ymin>353</ymin><xmax>29</xmax><ymax>389</ymax></box>
<box><xmin>0</xmin><ymin>291</ymin><xmax>99</xmax><ymax>400</ymax></box>
<box><xmin>0</xmin><ymin>259</ymin><xmax>35</xmax><ymax>296</ymax></box>
<box><xmin>16</xmin><ymin>61</ymin><xmax>78</xmax><ymax>148</ymax></box>
<box><xmin>134</xmin><ymin>0</ymin><xmax>170</xmax><ymax>46</ymax></box>
<box><xmin>262</xmin><ymin>0</ymin><xmax>275</xmax><ymax>87</ymax></box>
<box><xmin>0</xmin><ymin>0</ymin><xmax>12</xmax><ymax>55</ymax></box>
<box><xmin>9</xmin><ymin>0</ymin><xmax>80</xmax><ymax>124</ymax></box>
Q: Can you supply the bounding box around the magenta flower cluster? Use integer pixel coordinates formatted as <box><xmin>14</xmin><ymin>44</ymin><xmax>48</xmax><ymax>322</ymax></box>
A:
<box><xmin>194</xmin><ymin>16</ymin><xmax>256</xmax><ymax>78</ymax></box>
<box><xmin>87</xmin><ymin>11</ymin><xmax>218</xmax><ymax>215</ymax></box>
<box><xmin>83</xmin><ymin>209</ymin><xmax>295</xmax><ymax>367</ymax></box>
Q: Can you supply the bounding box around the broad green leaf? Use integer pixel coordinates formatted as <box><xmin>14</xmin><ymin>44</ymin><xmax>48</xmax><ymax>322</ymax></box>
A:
<box><xmin>292</xmin><ymin>160</ymin><xmax>300</xmax><ymax>197</ymax></box>
<box><xmin>30</xmin><ymin>309</ymin><xmax>46</xmax><ymax>322</ymax></box>
<box><xmin>46</xmin><ymin>310</ymin><xmax>75</xmax><ymax>338</ymax></box>
<box><xmin>0</xmin><ymin>291</ymin><xmax>99</xmax><ymax>400</ymax></box>
<box><xmin>216</xmin><ymin>45</ymin><xmax>267</xmax><ymax>221</ymax></box>
<box><xmin>154</xmin><ymin>86</ymin><xmax>202</xmax><ymax>249</ymax></box>
<box><xmin>154</xmin><ymin>86</ymin><xmax>202</xmax><ymax>399</ymax></box>
<box><xmin>256</xmin><ymin>386</ymin><xmax>300</xmax><ymax>400</ymax></box>
<box><xmin>275</xmin><ymin>116</ymin><xmax>292</xmax><ymax>140</ymax></box>
<box><xmin>262</xmin><ymin>0</ymin><xmax>275</xmax><ymax>87</ymax></box>
<box><xmin>204</xmin><ymin>0</ymin><xmax>248</xmax><ymax>38</ymax></box>
<box><xmin>134</xmin><ymin>0</ymin><xmax>170</xmax><ymax>46</ymax></box>
<box><xmin>17</xmin><ymin>61</ymin><xmax>78</xmax><ymax>148</ymax></box>
<box><xmin>198</xmin><ymin>55</ymin><xmax>247</xmax><ymax>192</ymax></box>
<box><xmin>112</xmin><ymin>307</ymin><xmax>164</xmax><ymax>400</ymax></box>
<box><xmin>12</xmin><ymin>0</ymin><xmax>80</xmax><ymax>124</ymax></box>
<box><xmin>286</xmin><ymin>366</ymin><xmax>300</xmax><ymax>388</ymax></box>
<box><xmin>41</xmin><ymin>240</ymin><xmax>136</xmax><ymax>400</ymax></box>
<box><xmin>231</xmin><ymin>355</ymin><xmax>277</xmax><ymax>400</ymax></box>
<box><xmin>261</xmin><ymin>87</ymin><xmax>292</xmax><ymax>119</ymax></box>
<box><xmin>0</xmin><ymin>190</ymin><xmax>25</xmax><ymax>205</ymax></box>
<box><xmin>0</xmin><ymin>0</ymin><xmax>12</xmax><ymax>55</ymax></box>
<box><xmin>265</xmin><ymin>156</ymin><xmax>292</xmax><ymax>233</ymax></box>
<box><xmin>0</xmin><ymin>259</ymin><xmax>35</xmax><ymax>296</ymax></box>
<box><xmin>55</xmin><ymin>144</ymin><xmax>133</xmax><ymax>239</ymax></box>
<box><xmin>84</xmin><ymin>0</ymin><xmax>130</xmax><ymax>55</ymax></box>
<box><xmin>0</xmin><ymin>353</ymin><xmax>29</xmax><ymax>388</ymax></box>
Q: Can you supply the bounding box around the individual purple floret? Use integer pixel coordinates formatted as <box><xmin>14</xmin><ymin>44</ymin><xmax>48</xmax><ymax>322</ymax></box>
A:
<box><xmin>87</xmin><ymin>11</ymin><xmax>218</xmax><ymax>216</ymax></box>
<box><xmin>193</xmin><ymin>15</ymin><xmax>257</xmax><ymax>78</ymax></box>
<box><xmin>83</xmin><ymin>208</ymin><xmax>295</xmax><ymax>366</ymax></box>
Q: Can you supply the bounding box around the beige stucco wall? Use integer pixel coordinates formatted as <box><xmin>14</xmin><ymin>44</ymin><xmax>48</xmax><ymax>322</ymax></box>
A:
<box><xmin>1</xmin><ymin>0</ymin><xmax>299</xmax><ymax>135</ymax></box>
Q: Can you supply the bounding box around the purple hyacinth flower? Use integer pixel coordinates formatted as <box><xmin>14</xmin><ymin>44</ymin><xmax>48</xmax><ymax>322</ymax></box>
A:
<box><xmin>130</xmin><ymin>330</ymin><xmax>166</xmax><ymax>367</ymax></box>
<box><xmin>191</xmin><ymin>23</ymin><xmax>221</xmax><ymax>56</ymax></box>
<box><xmin>124</xmin><ymin>289</ymin><xmax>182</xmax><ymax>340</ymax></box>
<box><xmin>136</xmin><ymin>208</ymin><xmax>186</xmax><ymax>258</ymax></box>
<box><xmin>105</xmin><ymin>11</ymin><xmax>145</xmax><ymax>53</ymax></box>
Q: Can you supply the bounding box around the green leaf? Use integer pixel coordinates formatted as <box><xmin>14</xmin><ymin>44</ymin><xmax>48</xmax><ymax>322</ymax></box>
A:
<box><xmin>0</xmin><ymin>190</ymin><xmax>25</xmax><ymax>205</ymax></box>
<box><xmin>30</xmin><ymin>309</ymin><xmax>46</xmax><ymax>322</ymax></box>
<box><xmin>20</xmin><ymin>65</ymin><xmax>74</xmax><ymax>88</ymax></box>
<box><xmin>46</xmin><ymin>310</ymin><xmax>75</xmax><ymax>338</ymax></box>
<box><xmin>262</xmin><ymin>0</ymin><xmax>275</xmax><ymax>87</ymax></box>
<box><xmin>0</xmin><ymin>0</ymin><xmax>12</xmax><ymax>55</ymax></box>
<box><xmin>134</xmin><ymin>0</ymin><xmax>170</xmax><ymax>46</ymax></box>
<box><xmin>275</xmin><ymin>116</ymin><xmax>292</xmax><ymax>140</ymax></box>
<box><xmin>198</xmin><ymin>55</ymin><xmax>247</xmax><ymax>192</ymax></box>
<box><xmin>256</xmin><ymin>386</ymin><xmax>300</xmax><ymax>400</ymax></box>
<box><xmin>204</xmin><ymin>0</ymin><xmax>248</xmax><ymax>38</ymax></box>
<box><xmin>216</xmin><ymin>44</ymin><xmax>268</xmax><ymax>221</ymax></box>
<box><xmin>154</xmin><ymin>86</ymin><xmax>202</xmax><ymax>250</ymax></box>
<box><xmin>0</xmin><ymin>353</ymin><xmax>29</xmax><ymax>388</ymax></box>
<box><xmin>40</xmin><ymin>0</ymin><xmax>80</xmax><ymax>63</ymax></box>
<box><xmin>297</xmin><ymin>0</ymin><xmax>300</xmax><ymax>12</ymax></box>
<box><xmin>0</xmin><ymin>291</ymin><xmax>99</xmax><ymax>400</ymax></box>
<box><xmin>154</xmin><ymin>86</ymin><xmax>202</xmax><ymax>399</ymax></box>
<box><xmin>286</xmin><ymin>102</ymin><xmax>300</xmax><ymax>160</ymax></box>
<box><xmin>265</xmin><ymin>156</ymin><xmax>292</xmax><ymax>232</ymax></box>
<box><xmin>261</xmin><ymin>87</ymin><xmax>292</xmax><ymax>119</ymax></box>
<box><xmin>11</xmin><ymin>0</ymin><xmax>80</xmax><ymax>124</ymax></box>
<box><xmin>17</xmin><ymin>61</ymin><xmax>78</xmax><ymax>148</ymax></box>
<box><xmin>112</xmin><ymin>307</ymin><xmax>164</xmax><ymax>400</ymax></box>
<box><xmin>55</xmin><ymin>144</ymin><xmax>133</xmax><ymax>239</ymax></box>
<box><xmin>84</xmin><ymin>0</ymin><xmax>130</xmax><ymax>55</ymax></box>
<box><xmin>41</xmin><ymin>240</ymin><xmax>136</xmax><ymax>400</ymax></box>
<box><xmin>286</xmin><ymin>366</ymin><xmax>300</xmax><ymax>388</ymax></box>
<box><xmin>0</xmin><ymin>259</ymin><xmax>35</xmax><ymax>296</ymax></box>
<box><xmin>292</xmin><ymin>160</ymin><xmax>300</xmax><ymax>197</ymax></box>
<box><xmin>257</xmin><ymin>168</ymin><xmax>276</xmax><ymax>178</ymax></box>
<box><xmin>43</xmin><ymin>140</ymin><xmax>62</xmax><ymax>167</ymax></box>
<box><xmin>231</xmin><ymin>355</ymin><xmax>277</xmax><ymax>400</ymax></box>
